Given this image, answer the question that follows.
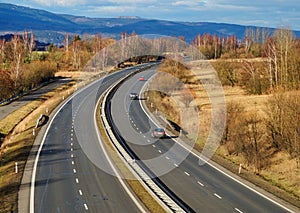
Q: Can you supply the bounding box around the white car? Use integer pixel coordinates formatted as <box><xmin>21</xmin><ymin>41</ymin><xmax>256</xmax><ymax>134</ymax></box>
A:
<box><xmin>129</xmin><ymin>92</ymin><xmax>138</xmax><ymax>100</ymax></box>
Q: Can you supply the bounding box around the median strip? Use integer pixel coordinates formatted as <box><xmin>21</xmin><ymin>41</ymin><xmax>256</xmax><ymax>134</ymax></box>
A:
<box><xmin>96</xmin><ymin>65</ymin><xmax>189</xmax><ymax>212</ymax></box>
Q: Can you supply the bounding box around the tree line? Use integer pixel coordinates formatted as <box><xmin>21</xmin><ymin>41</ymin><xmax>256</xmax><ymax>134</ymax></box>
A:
<box><xmin>1</xmin><ymin>27</ymin><xmax>299</xmax><ymax>101</ymax></box>
<box><xmin>0</xmin><ymin>32</ymin><xmax>115</xmax><ymax>102</ymax></box>
<box><xmin>199</xmin><ymin>28</ymin><xmax>300</xmax><ymax>94</ymax></box>
<box><xmin>222</xmin><ymin>91</ymin><xmax>300</xmax><ymax>174</ymax></box>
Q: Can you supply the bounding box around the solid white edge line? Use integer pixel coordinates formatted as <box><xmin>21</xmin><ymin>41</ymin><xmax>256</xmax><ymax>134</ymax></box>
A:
<box><xmin>29</xmin><ymin>74</ymin><xmax>117</xmax><ymax>213</ymax></box>
<box><xmin>138</xmin><ymin>72</ymin><xmax>295</xmax><ymax>213</ymax></box>
<box><xmin>30</xmin><ymin>95</ymin><xmax>74</xmax><ymax>213</ymax></box>
<box><xmin>94</xmin><ymin>91</ymin><xmax>147</xmax><ymax>213</ymax></box>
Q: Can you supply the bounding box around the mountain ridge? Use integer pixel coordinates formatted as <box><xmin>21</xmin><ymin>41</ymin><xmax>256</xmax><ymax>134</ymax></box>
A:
<box><xmin>1</xmin><ymin>3</ymin><xmax>299</xmax><ymax>44</ymax></box>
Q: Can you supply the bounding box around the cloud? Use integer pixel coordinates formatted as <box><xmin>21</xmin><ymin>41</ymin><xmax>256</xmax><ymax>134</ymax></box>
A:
<box><xmin>87</xmin><ymin>5</ymin><xmax>136</xmax><ymax>14</ymax></box>
<box><xmin>32</xmin><ymin>0</ymin><xmax>86</xmax><ymax>7</ymax></box>
<box><xmin>172</xmin><ymin>1</ymin><xmax>199</xmax><ymax>7</ymax></box>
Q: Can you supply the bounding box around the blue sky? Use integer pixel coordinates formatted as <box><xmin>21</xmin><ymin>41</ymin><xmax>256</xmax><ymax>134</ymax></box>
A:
<box><xmin>2</xmin><ymin>0</ymin><xmax>300</xmax><ymax>30</ymax></box>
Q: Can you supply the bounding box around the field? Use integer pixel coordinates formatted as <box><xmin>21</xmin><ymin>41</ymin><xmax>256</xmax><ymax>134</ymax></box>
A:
<box><xmin>144</xmin><ymin>59</ymin><xmax>300</xmax><ymax>207</ymax></box>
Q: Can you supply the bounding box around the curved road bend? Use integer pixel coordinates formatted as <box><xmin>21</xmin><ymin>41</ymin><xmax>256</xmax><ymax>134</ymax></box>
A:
<box><xmin>110</xmin><ymin>68</ymin><xmax>296</xmax><ymax>213</ymax></box>
<box><xmin>33</xmin><ymin>66</ymin><xmax>150</xmax><ymax>213</ymax></box>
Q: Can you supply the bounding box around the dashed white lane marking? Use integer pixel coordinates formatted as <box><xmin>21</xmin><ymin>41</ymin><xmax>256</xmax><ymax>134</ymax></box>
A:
<box><xmin>197</xmin><ymin>181</ymin><xmax>204</xmax><ymax>186</ymax></box>
<box><xmin>174</xmin><ymin>163</ymin><xmax>179</xmax><ymax>167</ymax></box>
<box><xmin>71</xmin><ymin>142</ymin><xmax>73</xmax><ymax>146</ymax></box>
<box><xmin>235</xmin><ymin>208</ymin><xmax>243</xmax><ymax>213</ymax></box>
<box><xmin>84</xmin><ymin>204</ymin><xmax>88</xmax><ymax>210</ymax></box>
<box><xmin>136</xmin><ymin>127</ymin><xmax>139</xmax><ymax>130</ymax></box>
<box><xmin>73</xmin><ymin>169</ymin><xmax>77</xmax><ymax>174</ymax></box>
<box><xmin>165</xmin><ymin>156</ymin><xmax>170</xmax><ymax>160</ymax></box>
<box><xmin>158</xmin><ymin>150</ymin><xmax>162</xmax><ymax>153</ymax></box>
<box><xmin>140</xmin><ymin>131</ymin><xmax>142</xmax><ymax>134</ymax></box>
<box><xmin>71</xmin><ymin>148</ymin><xmax>73</xmax><ymax>152</ymax></box>
<box><xmin>75</xmin><ymin>178</ymin><xmax>79</xmax><ymax>183</ymax></box>
<box><xmin>152</xmin><ymin>145</ymin><xmax>156</xmax><ymax>148</ymax></box>
<box><xmin>185</xmin><ymin>172</ymin><xmax>190</xmax><ymax>176</ymax></box>
<box><xmin>71</xmin><ymin>154</ymin><xmax>74</xmax><ymax>158</ymax></box>
<box><xmin>72</xmin><ymin>161</ymin><xmax>74</xmax><ymax>165</ymax></box>
<box><xmin>71</xmin><ymin>129</ymin><xmax>73</xmax><ymax>132</ymax></box>
<box><xmin>71</xmin><ymin>133</ymin><xmax>73</xmax><ymax>136</ymax></box>
<box><xmin>147</xmin><ymin>140</ymin><xmax>150</xmax><ymax>143</ymax></box>
<box><xmin>71</xmin><ymin>138</ymin><xmax>73</xmax><ymax>141</ymax></box>
<box><xmin>214</xmin><ymin>193</ymin><xmax>222</xmax><ymax>199</ymax></box>
<box><xmin>79</xmin><ymin>190</ymin><xmax>82</xmax><ymax>195</ymax></box>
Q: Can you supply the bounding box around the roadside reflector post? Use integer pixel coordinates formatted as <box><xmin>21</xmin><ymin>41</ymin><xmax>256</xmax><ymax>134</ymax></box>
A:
<box><xmin>33</xmin><ymin>128</ymin><xmax>35</xmax><ymax>136</ymax></box>
<box><xmin>15</xmin><ymin>162</ymin><xmax>18</xmax><ymax>173</ymax></box>
<box><xmin>239</xmin><ymin>164</ymin><xmax>242</xmax><ymax>174</ymax></box>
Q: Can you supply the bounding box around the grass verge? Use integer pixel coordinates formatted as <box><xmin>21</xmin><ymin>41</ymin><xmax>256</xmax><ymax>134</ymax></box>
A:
<box><xmin>144</xmin><ymin>88</ymin><xmax>300</xmax><ymax>209</ymax></box>
<box><xmin>0</xmin><ymin>81</ymin><xmax>75</xmax><ymax>213</ymax></box>
<box><xmin>95</xmin><ymin>96</ymin><xmax>166</xmax><ymax>213</ymax></box>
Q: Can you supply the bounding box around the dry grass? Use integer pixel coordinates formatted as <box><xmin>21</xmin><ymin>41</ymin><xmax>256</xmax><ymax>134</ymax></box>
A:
<box><xmin>96</xmin><ymin>97</ymin><xmax>167</xmax><ymax>213</ymax></box>
<box><xmin>145</xmin><ymin>60</ymin><xmax>300</xmax><ymax>208</ymax></box>
<box><xmin>0</xmin><ymin>81</ymin><xmax>75</xmax><ymax>213</ymax></box>
<box><xmin>0</xmin><ymin>68</ymin><xmax>162</xmax><ymax>213</ymax></box>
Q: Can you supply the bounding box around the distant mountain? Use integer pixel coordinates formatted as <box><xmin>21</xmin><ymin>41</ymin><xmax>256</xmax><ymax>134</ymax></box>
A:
<box><xmin>0</xmin><ymin>3</ymin><xmax>299</xmax><ymax>44</ymax></box>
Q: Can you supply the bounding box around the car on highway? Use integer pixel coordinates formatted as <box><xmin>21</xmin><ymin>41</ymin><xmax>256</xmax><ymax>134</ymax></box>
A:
<box><xmin>129</xmin><ymin>92</ymin><xmax>138</xmax><ymax>100</ymax></box>
<box><xmin>152</xmin><ymin>128</ymin><xmax>166</xmax><ymax>138</ymax></box>
<box><xmin>139</xmin><ymin>76</ymin><xmax>145</xmax><ymax>81</ymax></box>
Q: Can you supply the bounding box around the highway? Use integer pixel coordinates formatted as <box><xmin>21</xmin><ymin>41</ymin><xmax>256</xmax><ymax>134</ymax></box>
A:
<box><xmin>32</xmin><ymin>67</ymin><xmax>149</xmax><ymax>213</ymax></box>
<box><xmin>109</xmin><ymin>67</ymin><xmax>295</xmax><ymax>213</ymax></box>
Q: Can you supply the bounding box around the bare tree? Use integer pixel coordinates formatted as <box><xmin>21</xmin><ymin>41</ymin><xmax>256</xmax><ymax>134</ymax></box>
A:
<box><xmin>71</xmin><ymin>35</ymin><xmax>81</xmax><ymax>70</ymax></box>
<box><xmin>266</xmin><ymin>91</ymin><xmax>300</xmax><ymax>167</ymax></box>
<box><xmin>10</xmin><ymin>34</ymin><xmax>24</xmax><ymax>90</ymax></box>
<box><xmin>0</xmin><ymin>39</ymin><xmax>5</xmax><ymax>64</ymax></box>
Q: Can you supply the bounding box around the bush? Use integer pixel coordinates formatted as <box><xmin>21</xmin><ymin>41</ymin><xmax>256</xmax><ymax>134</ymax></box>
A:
<box><xmin>23</xmin><ymin>61</ymin><xmax>56</xmax><ymax>89</ymax></box>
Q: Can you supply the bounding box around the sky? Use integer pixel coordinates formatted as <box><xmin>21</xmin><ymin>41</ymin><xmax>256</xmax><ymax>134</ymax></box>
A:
<box><xmin>2</xmin><ymin>0</ymin><xmax>300</xmax><ymax>30</ymax></box>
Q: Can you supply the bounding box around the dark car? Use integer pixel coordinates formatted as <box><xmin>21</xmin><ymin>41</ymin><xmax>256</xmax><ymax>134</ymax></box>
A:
<box><xmin>152</xmin><ymin>128</ymin><xmax>166</xmax><ymax>138</ymax></box>
<box><xmin>129</xmin><ymin>92</ymin><xmax>138</xmax><ymax>100</ymax></box>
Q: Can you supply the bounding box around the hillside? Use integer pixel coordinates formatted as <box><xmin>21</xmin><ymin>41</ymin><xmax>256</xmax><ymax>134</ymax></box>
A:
<box><xmin>1</xmin><ymin>3</ymin><xmax>299</xmax><ymax>44</ymax></box>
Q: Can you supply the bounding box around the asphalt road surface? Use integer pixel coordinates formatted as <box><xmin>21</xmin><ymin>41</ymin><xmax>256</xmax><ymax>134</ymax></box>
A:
<box><xmin>110</xmin><ymin>68</ymin><xmax>297</xmax><ymax>213</ymax></box>
<box><xmin>32</xmin><ymin>67</ymin><xmax>150</xmax><ymax>213</ymax></box>
<box><xmin>0</xmin><ymin>78</ymin><xmax>70</xmax><ymax>120</ymax></box>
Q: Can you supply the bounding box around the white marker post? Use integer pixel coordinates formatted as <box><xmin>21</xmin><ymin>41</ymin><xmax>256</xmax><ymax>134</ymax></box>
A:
<box><xmin>15</xmin><ymin>162</ymin><xmax>18</xmax><ymax>173</ymax></box>
<box><xmin>238</xmin><ymin>164</ymin><xmax>242</xmax><ymax>174</ymax></box>
<box><xmin>33</xmin><ymin>128</ymin><xmax>35</xmax><ymax>136</ymax></box>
